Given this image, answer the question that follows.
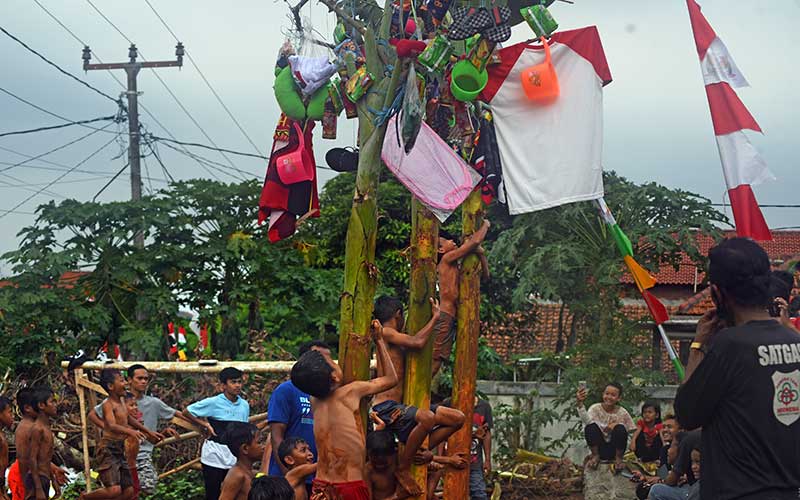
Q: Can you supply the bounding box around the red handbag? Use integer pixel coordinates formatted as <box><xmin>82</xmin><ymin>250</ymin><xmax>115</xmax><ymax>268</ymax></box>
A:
<box><xmin>276</xmin><ymin>122</ymin><xmax>315</xmax><ymax>185</ymax></box>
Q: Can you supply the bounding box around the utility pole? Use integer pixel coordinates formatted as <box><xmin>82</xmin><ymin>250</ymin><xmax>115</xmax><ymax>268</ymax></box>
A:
<box><xmin>82</xmin><ymin>43</ymin><xmax>184</xmax><ymax>247</ymax></box>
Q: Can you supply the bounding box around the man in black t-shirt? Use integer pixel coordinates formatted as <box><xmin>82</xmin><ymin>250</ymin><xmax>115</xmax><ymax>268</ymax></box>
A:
<box><xmin>675</xmin><ymin>238</ymin><xmax>800</xmax><ymax>500</ymax></box>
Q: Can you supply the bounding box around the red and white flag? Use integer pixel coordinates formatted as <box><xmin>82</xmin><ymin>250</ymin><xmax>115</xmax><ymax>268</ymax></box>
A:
<box><xmin>687</xmin><ymin>0</ymin><xmax>774</xmax><ymax>240</ymax></box>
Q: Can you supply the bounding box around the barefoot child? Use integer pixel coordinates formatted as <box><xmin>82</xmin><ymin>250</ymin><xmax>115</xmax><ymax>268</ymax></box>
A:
<box><xmin>82</xmin><ymin>370</ymin><xmax>161</xmax><ymax>500</ymax></box>
<box><xmin>123</xmin><ymin>394</ymin><xmax>142</xmax><ymax>500</ymax></box>
<box><xmin>219</xmin><ymin>422</ymin><xmax>264</xmax><ymax>500</ymax></box>
<box><xmin>366</xmin><ymin>430</ymin><xmax>467</xmax><ymax>500</ymax></box>
<box><xmin>370</xmin><ymin>297</ymin><xmax>465</xmax><ymax>496</ymax></box>
<box><xmin>433</xmin><ymin>219</ymin><xmax>490</xmax><ymax>376</ymax></box>
<box><xmin>290</xmin><ymin>320</ymin><xmax>399</xmax><ymax>500</ymax></box>
<box><xmin>277</xmin><ymin>437</ymin><xmax>317</xmax><ymax>500</ymax></box>
<box><xmin>20</xmin><ymin>387</ymin><xmax>58</xmax><ymax>500</ymax></box>
<box><xmin>576</xmin><ymin>382</ymin><xmax>635</xmax><ymax>472</ymax></box>
<box><xmin>0</xmin><ymin>396</ymin><xmax>13</xmax><ymax>500</ymax></box>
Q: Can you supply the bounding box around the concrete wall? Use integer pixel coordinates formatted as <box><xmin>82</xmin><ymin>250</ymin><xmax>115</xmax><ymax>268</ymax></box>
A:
<box><xmin>476</xmin><ymin>380</ymin><xmax>679</xmax><ymax>464</ymax></box>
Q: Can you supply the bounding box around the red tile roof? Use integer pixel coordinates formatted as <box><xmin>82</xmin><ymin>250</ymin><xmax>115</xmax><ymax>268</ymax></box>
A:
<box><xmin>0</xmin><ymin>271</ymin><xmax>90</xmax><ymax>289</ymax></box>
<box><xmin>621</xmin><ymin>230</ymin><xmax>800</xmax><ymax>286</ymax></box>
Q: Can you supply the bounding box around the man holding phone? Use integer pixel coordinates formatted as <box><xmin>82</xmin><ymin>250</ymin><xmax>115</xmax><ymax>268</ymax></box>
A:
<box><xmin>675</xmin><ymin>238</ymin><xmax>800</xmax><ymax>500</ymax></box>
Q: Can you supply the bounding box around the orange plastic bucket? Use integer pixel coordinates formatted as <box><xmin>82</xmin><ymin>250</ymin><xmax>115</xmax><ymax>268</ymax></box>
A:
<box><xmin>520</xmin><ymin>37</ymin><xmax>559</xmax><ymax>104</ymax></box>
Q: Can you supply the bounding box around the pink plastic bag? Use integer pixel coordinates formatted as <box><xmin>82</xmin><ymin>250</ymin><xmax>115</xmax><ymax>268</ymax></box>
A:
<box><xmin>382</xmin><ymin>115</ymin><xmax>480</xmax><ymax>217</ymax></box>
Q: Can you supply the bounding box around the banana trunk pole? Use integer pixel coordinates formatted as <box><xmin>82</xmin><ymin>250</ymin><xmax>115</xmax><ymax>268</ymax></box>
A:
<box><xmin>403</xmin><ymin>198</ymin><xmax>439</xmax><ymax>498</ymax></box>
<box><xmin>443</xmin><ymin>191</ymin><xmax>484</xmax><ymax>499</ymax></box>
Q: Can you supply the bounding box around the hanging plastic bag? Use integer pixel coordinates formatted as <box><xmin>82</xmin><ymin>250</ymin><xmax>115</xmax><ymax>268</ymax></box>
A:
<box><xmin>401</xmin><ymin>64</ymin><xmax>424</xmax><ymax>153</ymax></box>
<box><xmin>289</xmin><ymin>25</ymin><xmax>338</xmax><ymax>97</ymax></box>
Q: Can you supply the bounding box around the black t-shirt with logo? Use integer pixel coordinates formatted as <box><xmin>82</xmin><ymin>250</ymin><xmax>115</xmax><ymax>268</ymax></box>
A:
<box><xmin>675</xmin><ymin>320</ymin><xmax>800</xmax><ymax>500</ymax></box>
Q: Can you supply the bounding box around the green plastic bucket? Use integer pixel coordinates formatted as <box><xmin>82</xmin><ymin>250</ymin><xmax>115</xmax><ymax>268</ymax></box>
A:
<box><xmin>450</xmin><ymin>60</ymin><xmax>488</xmax><ymax>102</ymax></box>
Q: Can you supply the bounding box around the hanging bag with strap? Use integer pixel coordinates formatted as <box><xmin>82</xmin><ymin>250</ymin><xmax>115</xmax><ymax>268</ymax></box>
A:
<box><xmin>276</xmin><ymin>122</ymin><xmax>315</xmax><ymax>185</ymax></box>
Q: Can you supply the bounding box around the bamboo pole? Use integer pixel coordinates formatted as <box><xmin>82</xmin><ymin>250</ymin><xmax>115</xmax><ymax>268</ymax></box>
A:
<box><xmin>157</xmin><ymin>457</ymin><xmax>202</xmax><ymax>480</ymax></box>
<box><xmin>75</xmin><ymin>369</ymin><xmax>92</xmax><ymax>492</ymax></box>
<box><xmin>338</xmin><ymin>50</ymin><xmax>403</xmax><ymax>386</ymax></box>
<box><xmin>403</xmin><ymin>198</ymin><xmax>439</xmax><ymax>498</ymax></box>
<box><xmin>60</xmin><ymin>360</ymin><xmax>297</xmax><ymax>373</ymax></box>
<box><xmin>155</xmin><ymin>413</ymin><xmax>268</xmax><ymax>447</ymax></box>
<box><xmin>443</xmin><ymin>191</ymin><xmax>484</xmax><ymax>499</ymax></box>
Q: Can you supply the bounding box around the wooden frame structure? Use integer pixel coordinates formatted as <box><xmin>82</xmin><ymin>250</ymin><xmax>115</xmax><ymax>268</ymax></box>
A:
<box><xmin>59</xmin><ymin>360</ymin><xmax>293</xmax><ymax>491</ymax></box>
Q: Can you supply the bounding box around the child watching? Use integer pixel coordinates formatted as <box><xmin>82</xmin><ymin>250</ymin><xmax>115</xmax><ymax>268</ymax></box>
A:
<box><xmin>291</xmin><ymin>320</ymin><xmax>398</xmax><ymax>500</ymax></box>
<box><xmin>630</xmin><ymin>401</ymin><xmax>663</xmax><ymax>463</ymax></box>
<box><xmin>689</xmin><ymin>444</ymin><xmax>701</xmax><ymax>500</ymax></box>
<box><xmin>247</xmin><ymin>476</ymin><xmax>294</xmax><ymax>500</ymax></box>
<box><xmin>0</xmin><ymin>396</ymin><xmax>12</xmax><ymax>500</ymax></box>
<box><xmin>21</xmin><ymin>387</ymin><xmax>58</xmax><ymax>500</ymax></box>
<box><xmin>277</xmin><ymin>437</ymin><xmax>317</xmax><ymax>500</ymax></box>
<box><xmin>370</xmin><ymin>297</ymin><xmax>465</xmax><ymax>496</ymax></box>
<box><xmin>123</xmin><ymin>393</ymin><xmax>141</xmax><ymax>500</ymax></box>
<box><xmin>82</xmin><ymin>371</ymin><xmax>160</xmax><ymax>500</ymax></box>
<box><xmin>182</xmin><ymin>367</ymin><xmax>251</xmax><ymax>500</ymax></box>
<box><xmin>433</xmin><ymin>219</ymin><xmax>490</xmax><ymax>376</ymax></box>
<box><xmin>576</xmin><ymin>382</ymin><xmax>635</xmax><ymax>472</ymax></box>
<box><xmin>219</xmin><ymin>422</ymin><xmax>264</xmax><ymax>500</ymax></box>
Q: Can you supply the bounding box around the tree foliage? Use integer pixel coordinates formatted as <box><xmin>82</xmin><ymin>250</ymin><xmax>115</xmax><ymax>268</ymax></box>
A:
<box><xmin>0</xmin><ymin>180</ymin><xmax>341</xmax><ymax>373</ymax></box>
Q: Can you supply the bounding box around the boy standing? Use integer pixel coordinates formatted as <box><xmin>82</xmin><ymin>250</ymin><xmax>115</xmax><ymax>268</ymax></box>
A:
<box><xmin>19</xmin><ymin>387</ymin><xmax>58</xmax><ymax>500</ymax></box>
<box><xmin>88</xmin><ymin>364</ymin><xmax>183</xmax><ymax>495</ymax></box>
<box><xmin>218</xmin><ymin>422</ymin><xmax>264</xmax><ymax>500</ymax></box>
<box><xmin>277</xmin><ymin>437</ymin><xmax>317</xmax><ymax>500</ymax></box>
<box><xmin>82</xmin><ymin>371</ymin><xmax>160</xmax><ymax>500</ymax></box>
<box><xmin>290</xmin><ymin>320</ymin><xmax>398</xmax><ymax>500</ymax></box>
<box><xmin>182</xmin><ymin>367</ymin><xmax>250</xmax><ymax>500</ymax></box>
<box><xmin>123</xmin><ymin>394</ymin><xmax>141</xmax><ymax>500</ymax></box>
<box><xmin>576</xmin><ymin>382</ymin><xmax>635</xmax><ymax>472</ymax></box>
<box><xmin>0</xmin><ymin>396</ymin><xmax>13</xmax><ymax>500</ymax></box>
<box><xmin>433</xmin><ymin>219</ymin><xmax>490</xmax><ymax>376</ymax></box>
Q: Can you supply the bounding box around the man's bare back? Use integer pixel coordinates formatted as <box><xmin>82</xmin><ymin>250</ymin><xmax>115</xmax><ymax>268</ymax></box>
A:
<box><xmin>437</xmin><ymin>220</ymin><xmax>490</xmax><ymax>316</ymax></box>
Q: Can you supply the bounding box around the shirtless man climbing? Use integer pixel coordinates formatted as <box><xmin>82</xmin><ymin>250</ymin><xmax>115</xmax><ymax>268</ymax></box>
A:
<box><xmin>432</xmin><ymin>218</ymin><xmax>490</xmax><ymax>376</ymax></box>
<box><xmin>291</xmin><ymin>320</ymin><xmax>397</xmax><ymax>500</ymax></box>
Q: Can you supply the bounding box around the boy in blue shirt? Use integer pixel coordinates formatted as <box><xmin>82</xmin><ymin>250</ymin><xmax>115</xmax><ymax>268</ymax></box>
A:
<box><xmin>182</xmin><ymin>367</ymin><xmax>251</xmax><ymax>500</ymax></box>
<box><xmin>267</xmin><ymin>341</ymin><xmax>329</xmax><ymax>486</ymax></box>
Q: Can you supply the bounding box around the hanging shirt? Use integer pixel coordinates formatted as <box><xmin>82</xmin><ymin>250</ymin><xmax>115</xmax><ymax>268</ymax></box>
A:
<box><xmin>481</xmin><ymin>26</ymin><xmax>612</xmax><ymax>214</ymax></box>
<box><xmin>267</xmin><ymin>380</ymin><xmax>316</xmax><ymax>482</ymax></box>
<box><xmin>187</xmin><ymin>393</ymin><xmax>250</xmax><ymax>469</ymax></box>
<box><xmin>675</xmin><ymin>320</ymin><xmax>800</xmax><ymax>500</ymax></box>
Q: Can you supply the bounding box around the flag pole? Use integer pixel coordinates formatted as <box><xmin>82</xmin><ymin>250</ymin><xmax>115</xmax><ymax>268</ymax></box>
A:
<box><xmin>658</xmin><ymin>324</ymin><xmax>685</xmax><ymax>381</ymax></box>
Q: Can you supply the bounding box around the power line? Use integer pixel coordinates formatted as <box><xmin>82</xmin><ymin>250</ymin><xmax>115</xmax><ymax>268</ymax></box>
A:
<box><xmin>0</xmin><ymin>86</ymin><xmax>121</xmax><ymax>134</ymax></box>
<box><xmin>0</xmin><ymin>24</ymin><xmax>119</xmax><ymax>103</ymax></box>
<box><xmin>29</xmin><ymin>3</ymin><xmax>223</xmax><ymax>182</ymax></box>
<box><xmin>141</xmin><ymin>0</ymin><xmax>265</xmax><ymax>156</ymax></box>
<box><xmin>142</xmin><ymin>140</ymin><xmax>175</xmax><ymax>183</ymax></box>
<box><xmin>0</xmin><ymin>172</ymin><xmax>66</xmax><ymax>200</ymax></box>
<box><xmin>149</xmin><ymin>135</ymin><xmax>268</xmax><ymax>160</ymax></box>
<box><xmin>0</xmin><ymin>115</ymin><xmax>117</xmax><ymax>138</ymax></box>
<box><xmin>92</xmin><ymin>161</ymin><xmax>129</xmax><ymax>202</ymax></box>
<box><xmin>0</xmin><ymin>121</ymin><xmax>117</xmax><ymax>174</ymax></box>
<box><xmin>0</xmin><ymin>159</ymin><xmax>168</xmax><ymax>184</ymax></box>
<box><xmin>83</xmin><ymin>0</ymin><xmax>242</xmax><ymax>174</ymax></box>
<box><xmin>157</xmin><ymin>141</ymin><xmax>241</xmax><ymax>181</ymax></box>
<box><xmin>0</xmin><ymin>133</ymin><xmax>121</xmax><ymax>219</ymax></box>
<box><xmin>0</xmin><ymin>176</ymin><xmax>113</xmax><ymax>189</ymax></box>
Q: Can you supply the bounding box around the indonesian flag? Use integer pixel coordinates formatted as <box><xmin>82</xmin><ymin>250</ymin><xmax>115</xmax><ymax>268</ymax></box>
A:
<box><xmin>687</xmin><ymin>0</ymin><xmax>775</xmax><ymax>240</ymax></box>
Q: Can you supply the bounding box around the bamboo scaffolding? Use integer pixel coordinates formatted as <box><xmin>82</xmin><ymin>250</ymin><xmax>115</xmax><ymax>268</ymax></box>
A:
<box><xmin>158</xmin><ymin>457</ymin><xmax>202</xmax><ymax>480</ymax></box>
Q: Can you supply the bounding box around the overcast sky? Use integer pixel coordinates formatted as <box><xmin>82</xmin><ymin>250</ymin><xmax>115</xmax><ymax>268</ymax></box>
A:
<box><xmin>1</xmin><ymin>0</ymin><xmax>798</xmax><ymax>276</ymax></box>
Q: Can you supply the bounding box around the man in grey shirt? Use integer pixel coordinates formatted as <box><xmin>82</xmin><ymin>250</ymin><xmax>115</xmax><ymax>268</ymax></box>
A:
<box><xmin>89</xmin><ymin>364</ymin><xmax>183</xmax><ymax>494</ymax></box>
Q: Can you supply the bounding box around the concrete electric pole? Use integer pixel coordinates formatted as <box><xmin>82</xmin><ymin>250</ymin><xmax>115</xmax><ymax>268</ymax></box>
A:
<box><xmin>82</xmin><ymin>43</ymin><xmax>184</xmax><ymax>247</ymax></box>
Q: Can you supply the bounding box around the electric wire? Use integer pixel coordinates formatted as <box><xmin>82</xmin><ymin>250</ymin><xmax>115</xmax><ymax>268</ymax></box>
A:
<box><xmin>157</xmin><ymin>141</ymin><xmax>245</xmax><ymax>181</ymax></box>
<box><xmin>0</xmin><ymin>176</ymin><xmax>114</xmax><ymax>189</ymax></box>
<box><xmin>0</xmin><ymin>133</ymin><xmax>122</xmax><ymax>219</ymax></box>
<box><xmin>142</xmin><ymin>140</ymin><xmax>175</xmax><ymax>183</ymax></box>
<box><xmin>83</xmin><ymin>0</ymin><xmax>242</xmax><ymax>174</ymax></box>
<box><xmin>0</xmin><ymin>172</ymin><xmax>66</xmax><ymax>200</ymax></box>
<box><xmin>141</xmin><ymin>0</ymin><xmax>265</xmax><ymax>156</ymax></box>
<box><xmin>0</xmin><ymin>24</ymin><xmax>120</xmax><ymax>103</ymax></box>
<box><xmin>31</xmin><ymin>0</ymin><xmax>244</xmax><ymax>182</ymax></box>
<box><xmin>0</xmin><ymin>159</ymin><xmax>168</xmax><ymax>184</ymax></box>
<box><xmin>148</xmin><ymin>135</ymin><xmax>268</xmax><ymax>160</ymax></box>
<box><xmin>92</xmin><ymin>161</ymin><xmax>129</xmax><ymax>202</ymax></box>
<box><xmin>0</xmin><ymin>121</ymin><xmax>117</xmax><ymax>174</ymax></box>
<box><xmin>0</xmin><ymin>86</ymin><xmax>122</xmax><ymax>134</ymax></box>
<box><xmin>0</xmin><ymin>115</ymin><xmax>117</xmax><ymax>139</ymax></box>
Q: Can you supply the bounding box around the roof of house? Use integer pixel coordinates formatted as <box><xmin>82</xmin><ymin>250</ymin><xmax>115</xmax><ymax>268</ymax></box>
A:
<box><xmin>0</xmin><ymin>270</ymin><xmax>90</xmax><ymax>289</ymax></box>
<box><xmin>621</xmin><ymin>230</ymin><xmax>800</xmax><ymax>286</ymax></box>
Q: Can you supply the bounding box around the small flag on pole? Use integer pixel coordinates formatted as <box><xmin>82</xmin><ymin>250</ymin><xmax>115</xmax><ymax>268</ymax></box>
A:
<box><xmin>686</xmin><ymin>0</ymin><xmax>774</xmax><ymax>240</ymax></box>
